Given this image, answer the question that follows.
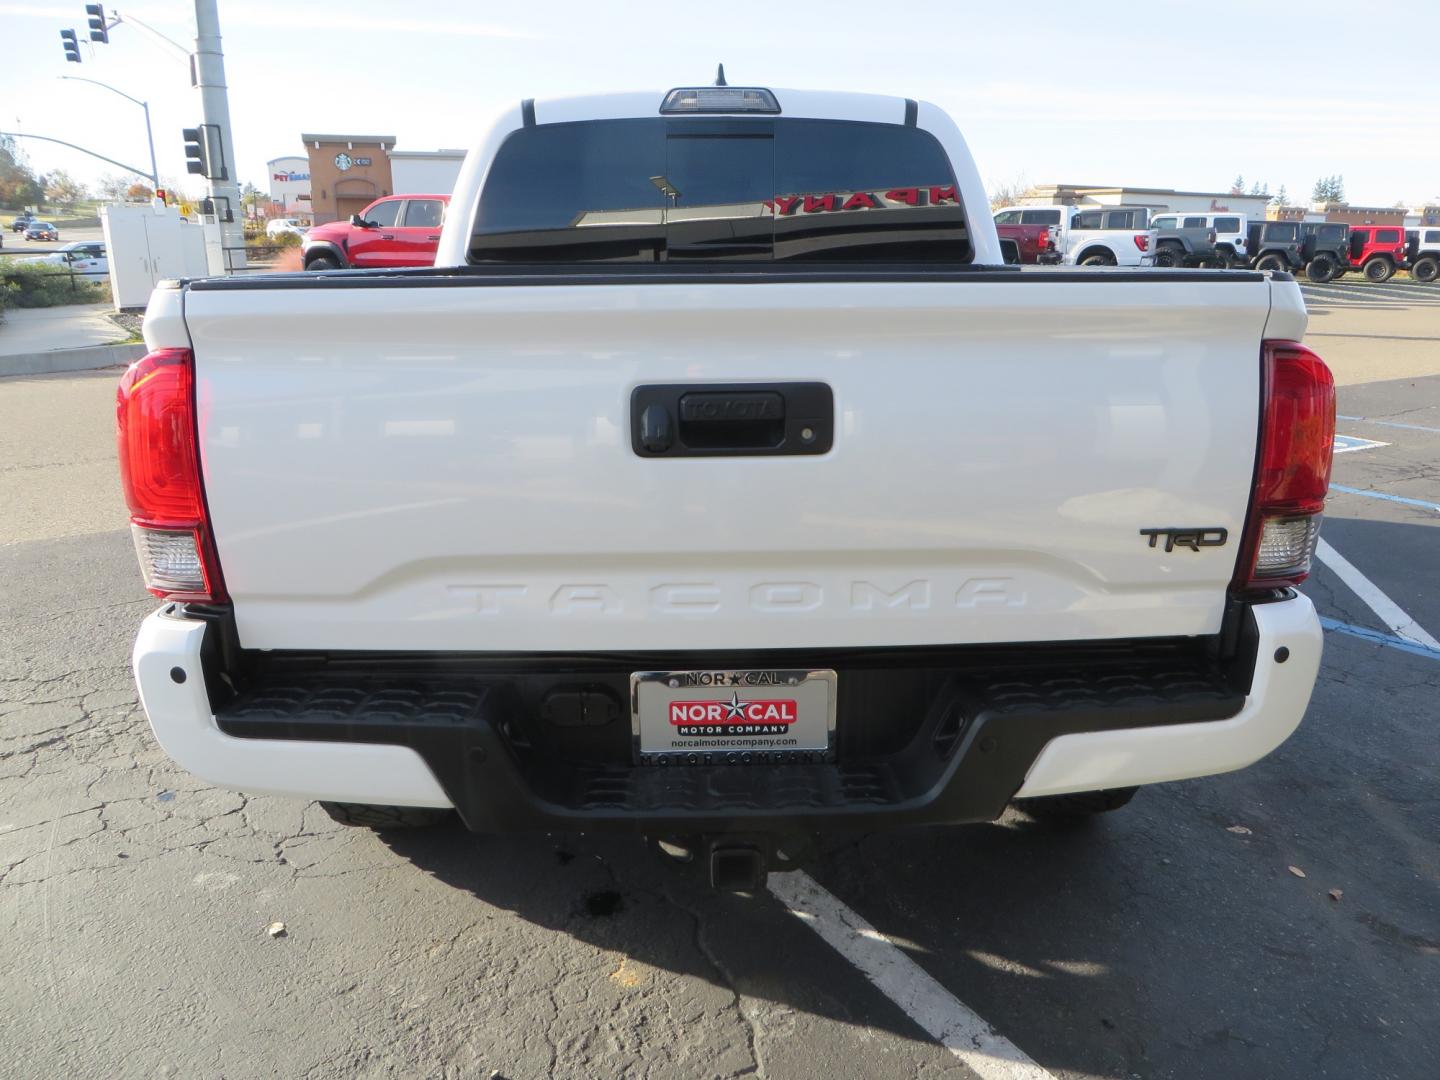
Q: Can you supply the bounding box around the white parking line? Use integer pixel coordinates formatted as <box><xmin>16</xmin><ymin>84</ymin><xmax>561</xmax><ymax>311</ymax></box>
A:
<box><xmin>768</xmin><ymin>870</ymin><xmax>1056</xmax><ymax>1080</ymax></box>
<box><xmin>1315</xmin><ymin>538</ymin><xmax>1440</xmax><ymax>649</ymax></box>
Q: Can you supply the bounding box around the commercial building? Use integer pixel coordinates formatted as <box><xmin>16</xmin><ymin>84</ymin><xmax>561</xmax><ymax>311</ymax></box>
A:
<box><xmin>388</xmin><ymin>149</ymin><xmax>466</xmax><ymax>196</ymax></box>
<box><xmin>1314</xmin><ymin>203</ymin><xmax>1407</xmax><ymax>227</ymax></box>
<box><xmin>266</xmin><ymin>155</ymin><xmax>311</xmax><ymax>222</ymax></box>
<box><xmin>1018</xmin><ymin>183</ymin><xmax>1273</xmax><ymax>220</ymax></box>
<box><xmin>300</xmin><ymin>133</ymin><xmax>396</xmax><ymax>224</ymax></box>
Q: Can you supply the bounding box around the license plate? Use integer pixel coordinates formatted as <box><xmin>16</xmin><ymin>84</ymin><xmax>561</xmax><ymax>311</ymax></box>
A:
<box><xmin>630</xmin><ymin>669</ymin><xmax>836</xmax><ymax>764</ymax></box>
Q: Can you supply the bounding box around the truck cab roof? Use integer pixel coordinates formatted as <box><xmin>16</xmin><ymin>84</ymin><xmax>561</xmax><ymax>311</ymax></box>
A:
<box><xmin>526</xmin><ymin>87</ymin><xmax>916</xmax><ymax>126</ymax></box>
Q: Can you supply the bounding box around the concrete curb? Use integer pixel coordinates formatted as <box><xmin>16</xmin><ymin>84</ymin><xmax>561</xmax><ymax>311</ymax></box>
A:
<box><xmin>0</xmin><ymin>342</ymin><xmax>144</xmax><ymax>378</ymax></box>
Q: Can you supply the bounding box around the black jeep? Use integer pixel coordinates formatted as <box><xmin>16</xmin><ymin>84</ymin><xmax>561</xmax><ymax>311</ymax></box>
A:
<box><xmin>1299</xmin><ymin>222</ymin><xmax>1350</xmax><ymax>283</ymax></box>
<box><xmin>1246</xmin><ymin>221</ymin><xmax>1303</xmax><ymax>274</ymax></box>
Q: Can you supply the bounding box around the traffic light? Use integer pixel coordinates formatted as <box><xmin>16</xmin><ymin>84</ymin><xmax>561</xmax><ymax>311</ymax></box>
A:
<box><xmin>86</xmin><ymin>5</ymin><xmax>109</xmax><ymax>44</ymax></box>
<box><xmin>182</xmin><ymin>127</ymin><xmax>209</xmax><ymax>177</ymax></box>
<box><xmin>60</xmin><ymin>28</ymin><xmax>82</xmax><ymax>62</ymax></box>
<box><xmin>182</xmin><ymin>125</ymin><xmax>226</xmax><ymax>180</ymax></box>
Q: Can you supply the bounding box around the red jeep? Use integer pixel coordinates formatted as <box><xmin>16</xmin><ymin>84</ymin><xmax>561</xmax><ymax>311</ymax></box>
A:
<box><xmin>1333</xmin><ymin>224</ymin><xmax>1407</xmax><ymax>283</ymax></box>
<box><xmin>302</xmin><ymin>194</ymin><xmax>450</xmax><ymax>271</ymax></box>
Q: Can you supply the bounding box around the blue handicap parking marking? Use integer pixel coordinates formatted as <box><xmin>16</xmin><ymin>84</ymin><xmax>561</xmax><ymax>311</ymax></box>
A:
<box><xmin>1333</xmin><ymin>435</ymin><xmax>1389</xmax><ymax>454</ymax></box>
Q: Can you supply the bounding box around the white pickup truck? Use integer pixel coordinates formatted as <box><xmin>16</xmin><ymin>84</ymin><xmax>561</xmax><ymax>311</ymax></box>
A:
<box><xmin>123</xmin><ymin>84</ymin><xmax>1334</xmax><ymax>888</ymax></box>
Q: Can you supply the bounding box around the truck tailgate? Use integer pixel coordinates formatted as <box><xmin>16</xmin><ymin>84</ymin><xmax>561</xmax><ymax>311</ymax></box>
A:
<box><xmin>183</xmin><ymin>275</ymin><xmax>1275</xmax><ymax>652</ymax></box>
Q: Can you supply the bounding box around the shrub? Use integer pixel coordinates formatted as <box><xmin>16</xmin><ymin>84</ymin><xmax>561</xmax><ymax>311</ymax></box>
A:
<box><xmin>244</xmin><ymin>231</ymin><xmax>301</xmax><ymax>252</ymax></box>
<box><xmin>0</xmin><ymin>261</ymin><xmax>110</xmax><ymax>308</ymax></box>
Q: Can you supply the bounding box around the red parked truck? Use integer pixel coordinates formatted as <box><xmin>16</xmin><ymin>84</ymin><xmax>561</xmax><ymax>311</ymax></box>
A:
<box><xmin>302</xmin><ymin>194</ymin><xmax>450</xmax><ymax>271</ymax></box>
<box><xmin>991</xmin><ymin>209</ymin><xmax>1060</xmax><ymax>263</ymax></box>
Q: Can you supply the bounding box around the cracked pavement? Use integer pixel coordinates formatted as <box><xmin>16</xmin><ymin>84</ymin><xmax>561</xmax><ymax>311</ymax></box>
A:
<box><xmin>4</xmin><ymin>285</ymin><xmax>1440</xmax><ymax>1080</ymax></box>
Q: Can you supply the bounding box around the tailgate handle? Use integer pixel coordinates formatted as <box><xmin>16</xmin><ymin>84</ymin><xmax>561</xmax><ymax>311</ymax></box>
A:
<box><xmin>679</xmin><ymin>391</ymin><xmax>784</xmax><ymax>449</ymax></box>
<box><xmin>631</xmin><ymin>383</ymin><xmax>832</xmax><ymax>458</ymax></box>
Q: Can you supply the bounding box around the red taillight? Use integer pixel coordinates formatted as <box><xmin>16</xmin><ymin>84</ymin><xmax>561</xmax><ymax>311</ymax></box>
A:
<box><xmin>1232</xmin><ymin>341</ymin><xmax>1335</xmax><ymax>595</ymax></box>
<box><xmin>116</xmin><ymin>348</ymin><xmax>226</xmax><ymax>602</ymax></box>
<box><xmin>1134</xmin><ymin>233</ymin><xmax>1150</xmax><ymax>252</ymax></box>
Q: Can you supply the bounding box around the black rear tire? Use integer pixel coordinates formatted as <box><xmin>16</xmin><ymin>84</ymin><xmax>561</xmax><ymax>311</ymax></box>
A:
<box><xmin>1305</xmin><ymin>255</ymin><xmax>1337</xmax><ymax>283</ymax></box>
<box><xmin>1364</xmin><ymin>257</ymin><xmax>1395</xmax><ymax>283</ymax></box>
<box><xmin>1255</xmin><ymin>253</ymin><xmax>1287</xmax><ymax>273</ymax></box>
<box><xmin>305</xmin><ymin>255</ymin><xmax>340</xmax><ymax>271</ymax></box>
<box><xmin>1078</xmin><ymin>252</ymin><xmax>1116</xmax><ymax>267</ymax></box>
<box><xmin>1411</xmin><ymin>255</ymin><xmax>1439</xmax><ymax>283</ymax></box>
<box><xmin>1153</xmin><ymin>246</ymin><xmax>1183</xmax><ymax>268</ymax></box>
<box><xmin>320</xmin><ymin>802</ymin><xmax>454</xmax><ymax>830</ymax></box>
<box><xmin>1015</xmin><ymin>787</ymin><xmax>1139</xmax><ymax>820</ymax></box>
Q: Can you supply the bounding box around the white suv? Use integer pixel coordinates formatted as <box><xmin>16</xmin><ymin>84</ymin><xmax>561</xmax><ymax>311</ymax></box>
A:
<box><xmin>265</xmin><ymin>218</ymin><xmax>308</xmax><ymax>239</ymax></box>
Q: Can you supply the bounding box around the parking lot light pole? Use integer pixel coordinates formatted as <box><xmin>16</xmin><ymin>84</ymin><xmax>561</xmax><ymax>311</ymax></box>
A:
<box><xmin>57</xmin><ymin>75</ymin><xmax>159</xmax><ymax>191</ymax></box>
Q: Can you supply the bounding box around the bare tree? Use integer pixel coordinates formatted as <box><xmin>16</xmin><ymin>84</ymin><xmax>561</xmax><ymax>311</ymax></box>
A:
<box><xmin>97</xmin><ymin>173</ymin><xmax>130</xmax><ymax>201</ymax></box>
<box><xmin>45</xmin><ymin>169</ymin><xmax>87</xmax><ymax>209</ymax></box>
<box><xmin>987</xmin><ymin>174</ymin><xmax>1030</xmax><ymax>212</ymax></box>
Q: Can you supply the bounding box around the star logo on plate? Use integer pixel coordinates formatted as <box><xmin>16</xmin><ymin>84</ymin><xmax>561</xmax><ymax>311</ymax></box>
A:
<box><xmin>724</xmin><ymin>692</ymin><xmax>748</xmax><ymax>720</ymax></box>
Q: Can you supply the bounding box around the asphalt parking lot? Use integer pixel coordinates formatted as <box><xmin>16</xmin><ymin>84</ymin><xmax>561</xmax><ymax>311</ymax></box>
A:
<box><xmin>2</xmin><ymin>278</ymin><xmax>1437</xmax><ymax>1079</ymax></box>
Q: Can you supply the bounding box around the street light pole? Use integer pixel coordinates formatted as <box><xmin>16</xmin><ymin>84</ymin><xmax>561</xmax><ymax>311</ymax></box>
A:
<box><xmin>57</xmin><ymin>75</ymin><xmax>158</xmax><ymax>190</ymax></box>
<box><xmin>108</xmin><ymin>9</ymin><xmax>191</xmax><ymax>61</ymax></box>
<box><xmin>0</xmin><ymin>132</ymin><xmax>153</xmax><ymax>184</ymax></box>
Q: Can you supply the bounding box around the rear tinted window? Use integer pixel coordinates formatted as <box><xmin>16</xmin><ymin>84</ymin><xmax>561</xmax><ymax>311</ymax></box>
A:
<box><xmin>1213</xmin><ymin>217</ymin><xmax>1240</xmax><ymax>233</ymax></box>
<box><xmin>1376</xmin><ymin>228</ymin><xmax>1401</xmax><ymax>243</ymax></box>
<box><xmin>471</xmin><ymin>118</ymin><xmax>969</xmax><ymax>265</ymax></box>
<box><xmin>1264</xmin><ymin>222</ymin><xmax>1298</xmax><ymax>241</ymax></box>
<box><xmin>1183</xmin><ymin>216</ymin><xmax>1206</xmax><ymax>228</ymax></box>
<box><xmin>1427</xmin><ymin>230</ymin><xmax>1440</xmax><ymax>244</ymax></box>
<box><xmin>1104</xmin><ymin>210</ymin><xmax>1140</xmax><ymax>229</ymax></box>
<box><xmin>1074</xmin><ymin>211</ymin><xmax>1103</xmax><ymax>229</ymax></box>
<box><xmin>1020</xmin><ymin>208</ymin><xmax>1061</xmax><ymax>225</ymax></box>
<box><xmin>403</xmin><ymin>199</ymin><xmax>444</xmax><ymax>229</ymax></box>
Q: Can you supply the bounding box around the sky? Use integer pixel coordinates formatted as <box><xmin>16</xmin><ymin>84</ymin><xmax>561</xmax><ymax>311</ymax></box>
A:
<box><xmin>3</xmin><ymin>0</ymin><xmax>1438</xmax><ymax>209</ymax></box>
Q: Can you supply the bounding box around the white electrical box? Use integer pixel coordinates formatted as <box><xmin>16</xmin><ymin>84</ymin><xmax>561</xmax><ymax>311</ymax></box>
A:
<box><xmin>101</xmin><ymin>202</ymin><xmax>214</xmax><ymax>311</ymax></box>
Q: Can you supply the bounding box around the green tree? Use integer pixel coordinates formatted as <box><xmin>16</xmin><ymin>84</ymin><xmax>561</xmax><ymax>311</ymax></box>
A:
<box><xmin>1311</xmin><ymin>175</ymin><xmax>1346</xmax><ymax>204</ymax></box>
<box><xmin>1271</xmin><ymin>184</ymin><xmax>1289</xmax><ymax>206</ymax></box>
<box><xmin>0</xmin><ymin>135</ymin><xmax>45</xmax><ymax>210</ymax></box>
<box><xmin>240</xmin><ymin>181</ymin><xmax>266</xmax><ymax>221</ymax></box>
<box><xmin>1230</xmin><ymin>174</ymin><xmax>1246</xmax><ymax>196</ymax></box>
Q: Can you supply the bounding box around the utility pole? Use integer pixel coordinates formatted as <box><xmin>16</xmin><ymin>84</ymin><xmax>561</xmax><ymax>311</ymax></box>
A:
<box><xmin>191</xmin><ymin>0</ymin><xmax>245</xmax><ymax>268</ymax></box>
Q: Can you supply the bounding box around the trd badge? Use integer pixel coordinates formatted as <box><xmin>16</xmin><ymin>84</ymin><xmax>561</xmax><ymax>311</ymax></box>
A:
<box><xmin>1139</xmin><ymin>527</ymin><xmax>1229</xmax><ymax>552</ymax></box>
